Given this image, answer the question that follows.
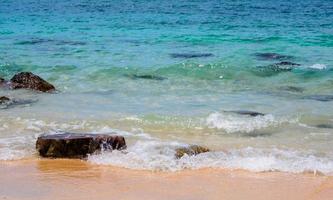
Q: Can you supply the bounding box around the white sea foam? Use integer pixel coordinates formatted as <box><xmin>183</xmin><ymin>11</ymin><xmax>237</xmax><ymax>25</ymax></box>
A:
<box><xmin>308</xmin><ymin>64</ymin><xmax>327</xmax><ymax>70</ymax></box>
<box><xmin>88</xmin><ymin>141</ymin><xmax>333</xmax><ymax>174</ymax></box>
<box><xmin>206</xmin><ymin>112</ymin><xmax>292</xmax><ymax>133</ymax></box>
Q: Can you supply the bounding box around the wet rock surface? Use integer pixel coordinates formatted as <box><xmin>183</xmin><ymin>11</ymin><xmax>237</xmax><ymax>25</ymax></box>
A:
<box><xmin>10</xmin><ymin>72</ymin><xmax>55</xmax><ymax>92</ymax></box>
<box><xmin>175</xmin><ymin>145</ymin><xmax>210</xmax><ymax>159</ymax></box>
<box><xmin>36</xmin><ymin>133</ymin><xmax>126</xmax><ymax>158</ymax></box>
<box><xmin>170</xmin><ymin>53</ymin><xmax>213</xmax><ymax>59</ymax></box>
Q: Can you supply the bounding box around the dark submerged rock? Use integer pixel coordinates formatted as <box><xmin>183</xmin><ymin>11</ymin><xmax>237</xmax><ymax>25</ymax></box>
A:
<box><xmin>36</xmin><ymin>133</ymin><xmax>126</xmax><ymax>158</ymax></box>
<box><xmin>15</xmin><ymin>38</ymin><xmax>86</xmax><ymax>46</ymax></box>
<box><xmin>10</xmin><ymin>72</ymin><xmax>55</xmax><ymax>92</ymax></box>
<box><xmin>253</xmin><ymin>63</ymin><xmax>296</xmax><ymax>76</ymax></box>
<box><xmin>175</xmin><ymin>145</ymin><xmax>210</xmax><ymax>159</ymax></box>
<box><xmin>303</xmin><ymin>95</ymin><xmax>333</xmax><ymax>102</ymax></box>
<box><xmin>0</xmin><ymin>98</ymin><xmax>38</xmax><ymax>109</ymax></box>
<box><xmin>275</xmin><ymin>61</ymin><xmax>300</xmax><ymax>66</ymax></box>
<box><xmin>170</xmin><ymin>53</ymin><xmax>213</xmax><ymax>59</ymax></box>
<box><xmin>129</xmin><ymin>74</ymin><xmax>167</xmax><ymax>81</ymax></box>
<box><xmin>0</xmin><ymin>96</ymin><xmax>10</xmax><ymax>104</ymax></box>
<box><xmin>227</xmin><ymin>110</ymin><xmax>265</xmax><ymax>117</ymax></box>
<box><xmin>315</xmin><ymin>124</ymin><xmax>333</xmax><ymax>129</ymax></box>
<box><xmin>279</xmin><ymin>86</ymin><xmax>304</xmax><ymax>93</ymax></box>
<box><xmin>254</xmin><ymin>53</ymin><xmax>294</xmax><ymax>61</ymax></box>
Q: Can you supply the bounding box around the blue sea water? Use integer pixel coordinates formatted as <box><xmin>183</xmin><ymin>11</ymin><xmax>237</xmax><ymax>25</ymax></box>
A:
<box><xmin>0</xmin><ymin>0</ymin><xmax>333</xmax><ymax>173</ymax></box>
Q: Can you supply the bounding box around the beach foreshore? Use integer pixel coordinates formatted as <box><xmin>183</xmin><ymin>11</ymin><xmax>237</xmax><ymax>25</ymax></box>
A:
<box><xmin>0</xmin><ymin>159</ymin><xmax>332</xmax><ymax>200</ymax></box>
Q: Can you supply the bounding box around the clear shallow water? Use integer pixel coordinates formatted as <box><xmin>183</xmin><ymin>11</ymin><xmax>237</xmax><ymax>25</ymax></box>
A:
<box><xmin>0</xmin><ymin>0</ymin><xmax>333</xmax><ymax>174</ymax></box>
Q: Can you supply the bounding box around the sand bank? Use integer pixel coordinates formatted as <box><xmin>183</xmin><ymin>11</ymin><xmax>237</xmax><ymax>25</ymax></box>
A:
<box><xmin>0</xmin><ymin>159</ymin><xmax>332</xmax><ymax>200</ymax></box>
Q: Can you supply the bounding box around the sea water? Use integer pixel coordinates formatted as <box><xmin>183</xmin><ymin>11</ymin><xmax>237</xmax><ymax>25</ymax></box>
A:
<box><xmin>0</xmin><ymin>0</ymin><xmax>333</xmax><ymax>174</ymax></box>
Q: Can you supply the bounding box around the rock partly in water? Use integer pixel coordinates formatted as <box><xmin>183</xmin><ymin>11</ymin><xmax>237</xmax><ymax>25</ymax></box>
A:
<box><xmin>0</xmin><ymin>96</ymin><xmax>10</xmax><ymax>104</ymax></box>
<box><xmin>170</xmin><ymin>53</ymin><xmax>213</xmax><ymax>59</ymax></box>
<box><xmin>10</xmin><ymin>72</ymin><xmax>55</xmax><ymax>92</ymax></box>
<box><xmin>254</xmin><ymin>53</ymin><xmax>294</xmax><ymax>61</ymax></box>
<box><xmin>175</xmin><ymin>145</ymin><xmax>210</xmax><ymax>159</ymax></box>
<box><xmin>227</xmin><ymin>110</ymin><xmax>265</xmax><ymax>117</ymax></box>
<box><xmin>36</xmin><ymin>133</ymin><xmax>126</xmax><ymax>158</ymax></box>
<box><xmin>129</xmin><ymin>74</ymin><xmax>167</xmax><ymax>81</ymax></box>
<box><xmin>303</xmin><ymin>95</ymin><xmax>333</xmax><ymax>102</ymax></box>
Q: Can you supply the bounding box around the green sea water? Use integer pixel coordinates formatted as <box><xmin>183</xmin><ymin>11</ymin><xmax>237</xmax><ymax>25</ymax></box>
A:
<box><xmin>0</xmin><ymin>0</ymin><xmax>333</xmax><ymax>173</ymax></box>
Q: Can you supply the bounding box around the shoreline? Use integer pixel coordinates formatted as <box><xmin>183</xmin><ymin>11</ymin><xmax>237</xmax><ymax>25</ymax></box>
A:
<box><xmin>1</xmin><ymin>159</ymin><xmax>333</xmax><ymax>200</ymax></box>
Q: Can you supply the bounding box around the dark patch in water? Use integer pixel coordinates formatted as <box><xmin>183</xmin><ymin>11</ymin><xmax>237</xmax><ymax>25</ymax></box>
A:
<box><xmin>279</xmin><ymin>86</ymin><xmax>304</xmax><ymax>93</ymax></box>
<box><xmin>15</xmin><ymin>38</ymin><xmax>86</xmax><ymax>46</ymax></box>
<box><xmin>170</xmin><ymin>53</ymin><xmax>213</xmax><ymax>59</ymax></box>
<box><xmin>254</xmin><ymin>53</ymin><xmax>294</xmax><ymax>61</ymax></box>
<box><xmin>0</xmin><ymin>98</ymin><xmax>38</xmax><ymax>109</ymax></box>
<box><xmin>275</xmin><ymin>61</ymin><xmax>300</xmax><ymax>66</ymax></box>
<box><xmin>127</xmin><ymin>74</ymin><xmax>167</xmax><ymax>81</ymax></box>
<box><xmin>253</xmin><ymin>62</ymin><xmax>296</xmax><ymax>76</ymax></box>
<box><xmin>242</xmin><ymin>132</ymin><xmax>272</xmax><ymax>137</ymax></box>
<box><xmin>226</xmin><ymin>110</ymin><xmax>265</xmax><ymax>117</ymax></box>
<box><xmin>315</xmin><ymin>124</ymin><xmax>333</xmax><ymax>129</ymax></box>
<box><xmin>303</xmin><ymin>95</ymin><xmax>333</xmax><ymax>102</ymax></box>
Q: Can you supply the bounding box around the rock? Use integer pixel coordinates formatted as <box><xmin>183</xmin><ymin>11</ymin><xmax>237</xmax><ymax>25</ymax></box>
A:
<box><xmin>228</xmin><ymin>110</ymin><xmax>265</xmax><ymax>117</ymax></box>
<box><xmin>175</xmin><ymin>145</ymin><xmax>210</xmax><ymax>159</ymax></box>
<box><xmin>254</xmin><ymin>53</ymin><xmax>294</xmax><ymax>61</ymax></box>
<box><xmin>315</xmin><ymin>124</ymin><xmax>333</xmax><ymax>129</ymax></box>
<box><xmin>170</xmin><ymin>53</ymin><xmax>213</xmax><ymax>59</ymax></box>
<box><xmin>129</xmin><ymin>74</ymin><xmax>167</xmax><ymax>81</ymax></box>
<box><xmin>303</xmin><ymin>95</ymin><xmax>333</xmax><ymax>102</ymax></box>
<box><xmin>10</xmin><ymin>72</ymin><xmax>55</xmax><ymax>92</ymax></box>
<box><xmin>0</xmin><ymin>96</ymin><xmax>10</xmax><ymax>104</ymax></box>
<box><xmin>275</xmin><ymin>61</ymin><xmax>300</xmax><ymax>66</ymax></box>
<box><xmin>0</xmin><ymin>77</ymin><xmax>4</xmax><ymax>83</ymax></box>
<box><xmin>36</xmin><ymin>133</ymin><xmax>126</xmax><ymax>158</ymax></box>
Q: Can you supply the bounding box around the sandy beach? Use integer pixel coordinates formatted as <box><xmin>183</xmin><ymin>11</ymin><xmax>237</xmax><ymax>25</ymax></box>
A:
<box><xmin>1</xmin><ymin>159</ymin><xmax>332</xmax><ymax>200</ymax></box>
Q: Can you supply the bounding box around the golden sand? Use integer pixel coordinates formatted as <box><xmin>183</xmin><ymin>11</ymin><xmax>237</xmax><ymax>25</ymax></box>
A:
<box><xmin>0</xmin><ymin>159</ymin><xmax>332</xmax><ymax>200</ymax></box>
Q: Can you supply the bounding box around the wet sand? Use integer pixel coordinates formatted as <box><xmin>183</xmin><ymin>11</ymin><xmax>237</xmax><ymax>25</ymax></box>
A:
<box><xmin>0</xmin><ymin>159</ymin><xmax>333</xmax><ymax>200</ymax></box>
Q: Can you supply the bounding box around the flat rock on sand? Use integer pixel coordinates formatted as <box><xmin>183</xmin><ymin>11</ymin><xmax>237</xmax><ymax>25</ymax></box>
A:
<box><xmin>36</xmin><ymin>133</ymin><xmax>126</xmax><ymax>158</ymax></box>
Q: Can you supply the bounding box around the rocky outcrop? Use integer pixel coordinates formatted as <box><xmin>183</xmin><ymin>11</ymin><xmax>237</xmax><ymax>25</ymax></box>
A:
<box><xmin>10</xmin><ymin>72</ymin><xmax>55</xmax><ymax>92</ymax></box>
<box><xmin>36</xmin><ymin>133</ymin><xmax>126</xmax><ymax>158</ymax></box>
<box><xmin>175</xmin><ymin>145</ymin><xmax>210</xmax><ymax>159</ymax></box>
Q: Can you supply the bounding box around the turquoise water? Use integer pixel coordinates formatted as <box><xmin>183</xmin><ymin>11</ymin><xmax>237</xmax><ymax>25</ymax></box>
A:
<box><xmin>0</xmin><ymin>0</ymin><xmax>333</xmax><ymax>173</ymax></box>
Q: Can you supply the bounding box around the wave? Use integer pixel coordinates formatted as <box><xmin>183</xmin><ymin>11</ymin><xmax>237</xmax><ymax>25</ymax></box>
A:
<box><xmin>206</xmin><ymin>112</ymin><xmax>294</xmax><ymax>133</ymax></box>
<box><xmin>88</xmin><ymin>140</ymin><xmax>333</xmax><ymax>175</ymax></box>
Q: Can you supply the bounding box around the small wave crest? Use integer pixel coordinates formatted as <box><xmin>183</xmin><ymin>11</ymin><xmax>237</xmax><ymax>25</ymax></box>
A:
<box><xmin>206</xmin><ymin>112</ymin><xmax>293</xmax><ymax>133</ymax></box>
